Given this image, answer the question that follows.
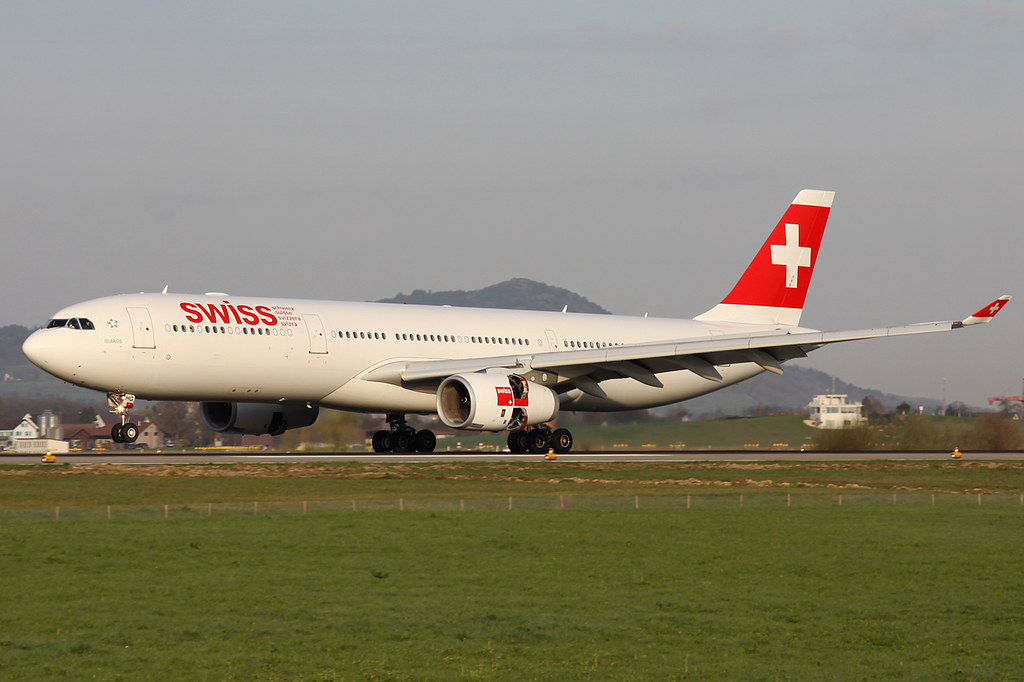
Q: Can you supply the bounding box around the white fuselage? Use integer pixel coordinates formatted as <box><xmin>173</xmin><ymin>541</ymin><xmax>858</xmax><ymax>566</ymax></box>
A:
<box><xmin>23</xmin><ymin>293</ymin><xmax>780</xmax><ymax>414</ymax></box>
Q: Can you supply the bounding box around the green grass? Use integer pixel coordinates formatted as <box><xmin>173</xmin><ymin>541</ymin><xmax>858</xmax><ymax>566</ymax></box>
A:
<box><xmin>3</xmin><ymin>461</ymin><xmax>1024</xmax><ymax>509</ymax></box>
<box><xmin>2</xmin><ymin>507</ymin><xmax>1023</xmax><ymax>680</ymax></box>
<box><xmin>441</xmin><ymin>415</ymin><xmax>818</xmax><ymax>451</ymax></box>
<box><xmin>438</xmin><ymin>415</ymin><xmax>1024</xmax><ymax>452</ymax></box>
<box><xmin>2</xmin><ymin>463</ymin><xmax>1024</xmax><ymax>679</ymax></box>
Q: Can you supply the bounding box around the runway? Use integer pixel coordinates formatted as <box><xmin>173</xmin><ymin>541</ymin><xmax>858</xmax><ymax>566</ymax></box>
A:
<box><xmin>5</xmin><ymin>450</ymin><xmax>1024</xmax><ymax>465</ymax></box>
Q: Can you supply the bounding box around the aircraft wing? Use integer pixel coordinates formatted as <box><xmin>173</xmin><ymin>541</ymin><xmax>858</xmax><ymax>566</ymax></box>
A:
<box><xmin>363</xmin><ymin>296</ymin><xmax>1011</xmax><ymax>395</ymax></box>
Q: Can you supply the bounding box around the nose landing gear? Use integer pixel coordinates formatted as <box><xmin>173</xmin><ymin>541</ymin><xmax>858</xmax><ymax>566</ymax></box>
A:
<box><xmin>108</xmin><ymin>392</ymin><xmax>140</xmax><ymax>444</ymax></box>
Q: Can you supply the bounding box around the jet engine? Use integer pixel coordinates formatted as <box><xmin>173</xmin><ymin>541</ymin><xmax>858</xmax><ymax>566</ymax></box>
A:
<box><xmin>200</xmin><ymin>402</ymin><xmax>319</xmax><ymax>436</ymax></box>
<box><xmin>436</xmin><ymin>373</ymin><xmax>558</xmax><ymax>431</ymax></box>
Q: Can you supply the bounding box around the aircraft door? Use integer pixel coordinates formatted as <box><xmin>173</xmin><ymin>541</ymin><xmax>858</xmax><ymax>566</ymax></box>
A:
<box><xmin>544</xmin><ymin>329</ymin><xmax>560</xmax><ymax>350</ymax></box>
<box><xmin>303</xmin><ymin>314</ymin><xmax>328</xmax><ymax>354</ymax></box>
<box><xmin>127</xmin><ymin>307</ymin><xmax>156</xmax><ymax>349</ymax></box>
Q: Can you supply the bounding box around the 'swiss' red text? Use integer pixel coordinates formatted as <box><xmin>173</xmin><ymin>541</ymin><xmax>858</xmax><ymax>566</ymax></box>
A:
<box><xmin>180</xmin><ymin>302</ymin><xmax>279</xmax><ymax>326</ymax></box>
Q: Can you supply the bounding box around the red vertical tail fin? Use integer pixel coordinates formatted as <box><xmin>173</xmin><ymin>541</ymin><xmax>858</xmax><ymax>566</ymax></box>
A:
<box><xmin>695</xmin><ymin>189</ymin><xmax>834</xmax><ymax>327</ymax></box>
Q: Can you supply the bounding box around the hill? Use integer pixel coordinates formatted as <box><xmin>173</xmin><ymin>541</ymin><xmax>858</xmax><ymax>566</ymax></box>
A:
<box><xmin>377</xmin><ymin>277</ymin><xmax>610</xmax><ymax>314</ymax></box>
<box><xmin>680</xmin><ymin>365</ymin><xmax>944</xmax><ymax>418</ymax></box>
<box><xmin>0</xmin><ymin>325</ymin><xmax>43</xmax><ymax>382</ymax></box>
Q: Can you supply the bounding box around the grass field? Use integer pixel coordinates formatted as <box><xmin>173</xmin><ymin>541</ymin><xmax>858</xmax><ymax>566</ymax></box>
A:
<box><xmin>431</xmin><ymin>415</ymin><xmax>819</xmax><ymax>452</ymax></box>
<box><xmin>404</xmin><ymin>414</ymin><xmax>1024</xmax><ymax>452</ymax></box>
<box><xmin>2</xmin><ymin>462</ymin><xmax>1024</xmax><ymax>680</ymax></box>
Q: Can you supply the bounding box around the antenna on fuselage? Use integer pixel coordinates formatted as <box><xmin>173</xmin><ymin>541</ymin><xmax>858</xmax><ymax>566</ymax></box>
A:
<box><xmin>161</xmin><ymin>285</ymin><xmax>169</xmax><ymax>294</ymax></box>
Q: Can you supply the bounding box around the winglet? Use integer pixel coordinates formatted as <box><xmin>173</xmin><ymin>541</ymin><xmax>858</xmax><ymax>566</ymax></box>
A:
<box><xmin>961</xmin><ymin>295</ymin><xmax>1011</xmax><ymax>326</ymax></box>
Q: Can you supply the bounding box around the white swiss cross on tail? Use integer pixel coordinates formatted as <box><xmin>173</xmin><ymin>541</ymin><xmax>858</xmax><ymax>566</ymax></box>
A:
<box><xmin>770</xmin><ymin>224</ymin><xmax>811</xmax><ymax>289</ymax></box>
<box><xmin>695</xmin><ymin>189</ymin><xmax>834</xmax><ymax>327</ymax></box>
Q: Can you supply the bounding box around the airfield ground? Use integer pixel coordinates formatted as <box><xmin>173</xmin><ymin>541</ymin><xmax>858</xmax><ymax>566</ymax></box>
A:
<box><xmin>1</xmin><ymin>461</ymin><xmax>1023</xmax><ymax>680</ymax></box>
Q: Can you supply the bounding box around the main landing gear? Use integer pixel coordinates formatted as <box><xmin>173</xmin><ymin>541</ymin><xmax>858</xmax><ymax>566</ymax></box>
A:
<box><xmin>372</xmin><ymin>414</ymin><xmax>437</xmax><ymax>453</ymax></box>
<box><xmin>507</xmin><ymin>426</ymin><xmax>573</xmax><ymax>455</ymax></box>
<box><xmin>108</xmin><ymin>392</ymin><xmax>140</xmax><ymax>444</ymax></box>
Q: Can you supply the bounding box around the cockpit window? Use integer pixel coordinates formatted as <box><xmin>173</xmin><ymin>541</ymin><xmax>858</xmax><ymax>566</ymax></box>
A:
<box><xmin>45</xmin><ymin>318</ymin><xmax>94</xmax><ymax>330</ymax></box>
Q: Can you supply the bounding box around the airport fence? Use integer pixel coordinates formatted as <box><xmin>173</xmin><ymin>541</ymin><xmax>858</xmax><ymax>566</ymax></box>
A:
<box><xmin>2</xmin><ymin>491</ymin><xmax>1023</xmax><ymax>522</ymax></box>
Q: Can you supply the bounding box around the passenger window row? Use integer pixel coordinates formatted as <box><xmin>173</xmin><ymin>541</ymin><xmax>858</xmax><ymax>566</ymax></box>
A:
<box><xmin>164</xmin><ymin>324</ymin><xmax>294</xmax><ymax>337</ymax></box>
<box><xmin>49</xmin><ymin>316</ymin><xmax>621</xmax><ymax>350</ymax></box>
<box><xmin>567</xmin><ymin>340</ymin><xmax>622</xmax><ymax>349</ymax></box>
<box><xmin>334</xmin><ymin>330</ymin><xmax>531</xmax><ymax>346</ymax></box>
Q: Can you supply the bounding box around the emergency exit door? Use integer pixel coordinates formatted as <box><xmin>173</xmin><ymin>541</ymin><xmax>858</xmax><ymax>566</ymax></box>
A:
<box><xmin>127</xmin><ymin>307</ymin><xmax>156</xmax><ymax>349</ymax></box>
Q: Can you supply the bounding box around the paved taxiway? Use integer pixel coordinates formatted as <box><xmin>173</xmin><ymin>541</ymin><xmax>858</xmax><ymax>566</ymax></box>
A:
<box><xmin>5</xmin><ymin>450</ymin><xmax>1024</xmax><ymax>465</ymax></box>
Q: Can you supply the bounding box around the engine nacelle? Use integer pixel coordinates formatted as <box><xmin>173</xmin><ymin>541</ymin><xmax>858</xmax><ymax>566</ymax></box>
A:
<box><xmin>200</xmin><ymin>402</ymin><xmax>319</xmax><ymax>436</ymax></box>
<box><xmin>436</xmin><ymin>373</ymin><xmax>558</xmax><ymax>431</ymax></box>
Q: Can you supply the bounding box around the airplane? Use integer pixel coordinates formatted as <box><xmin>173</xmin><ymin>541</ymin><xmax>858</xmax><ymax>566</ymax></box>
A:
<box><xmin>22</xmin><ymin>190</ymin><xmax>1010</xmax><ymax>454</ymax></box>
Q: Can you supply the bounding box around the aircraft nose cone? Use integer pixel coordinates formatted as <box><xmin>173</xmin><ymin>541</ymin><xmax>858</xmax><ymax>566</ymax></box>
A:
<box><xmin>22</xmin><ymin>329</ymin><xmax>76</xmax><ymax>380</ymax></box>
<box><xmin>22</xmin><ymin>330</ymin><xmax>49</xmax><ymax>369</ymax></box>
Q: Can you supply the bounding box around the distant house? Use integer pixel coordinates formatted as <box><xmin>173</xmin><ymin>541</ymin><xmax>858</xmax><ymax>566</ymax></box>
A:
<box><xmin>1</xmin><ymin>413</ymin><xmax>40</xmax><ymax>449</ymax></box>
<box><xmin>806</xmin><ymin>394</ymin><xmax>866</xmax><ymax>429</ymax></box>
<box><xmin>63</xmin><ymin>419</ymin><xmax>166</xmax><ymax>450</ymax></box>
<box><xmin>1</xmin><ymin>413</ymin><xmax>69</xmax><ymax>454</ymax></box>
<box><xmin>133</xmin><ymin>420</ymin><xmax>166</xmax><ymax>449</ymax></box>
<box><xmin>62</xmin><ymin>417</ymin><xmax>167</xmax><ymax>448</ymax></box>
<box><xmin>62</xmin><ymin>423</ymin><xmax>113</xmax><ymax>450</ymax></box>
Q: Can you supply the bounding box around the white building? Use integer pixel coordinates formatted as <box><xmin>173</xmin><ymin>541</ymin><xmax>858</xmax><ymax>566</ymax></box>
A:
<box><xmin>806</xmin><ymin>394</ymin><xmax>866</xmax><ymax>429</ymax></box>
<box><xmin>1</xmin><ymin>413</ymin><xmax>40</xmax><ymax>449</ymax></box>
<box><xmin>13</xmin><ymin>438</ymin><xmax>69</xmax><ymax>454</ymax></box>
<box><xmin>1</xmin><ymin>411</ymin><xmax>69</xmax><ymax>453</ymax></box>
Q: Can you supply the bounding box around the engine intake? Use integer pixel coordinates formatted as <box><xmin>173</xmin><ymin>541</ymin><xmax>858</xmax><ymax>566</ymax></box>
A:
<box><xmin>436</xmin><ymin>373</ymin><xmax>558</xmax><ymax>431</ymax></box>
<box><xmin>200</xmin><ymin>402</ymin><xmax>319</xmax><ymax>436</ymax></box>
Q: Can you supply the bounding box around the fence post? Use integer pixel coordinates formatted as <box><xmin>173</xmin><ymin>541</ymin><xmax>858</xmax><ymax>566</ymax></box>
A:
<box><xmin>55</xmin><ymin>506</ymin><xmax>59</xmax><ymax>521</ymax></box>
<box><xmin>978</xmin><ymin>494</ymin><xmax>982</xmax><ymax>506</ymax></box>
<box><xmin>635</xmin><ymin>495</ymin><xmax>639</xmax><ymax>510</ymax></box>
<box><xmin>508</xmin><ymin>496</ymin><xmax>512</xmax><ymax>510</ymax></box>
<box><xmin>787</xmin><ymin>493</ymin><xmax>791</xmax><ymax>507</ymax></box>
<box><xmin>254</xmin><ymin>501</ymin><xmax>258</xmax><ymax>516</ymax></box>
<box><xmin>687</xmin><ymin>495</ymin><xmax>691</xmax><ymax>510</ymax></box>
<box><xmin>164</xmin><ymin>504</ymin><xmax>168</xmax><ymax>519</ymax></box>
<box><xmin>740</xmin><ymin>494</ymin><xmax>744</xmax><ymax>508</ymax></box>
<box><xmin>107</xmin><ymin>505</ymin><xmax>111</xmax><ymax>521</ymax></box>
<box><xmin>839</xmin><ymin>494</ymin><xmax>842</xmax><ymax>506</ymax></box>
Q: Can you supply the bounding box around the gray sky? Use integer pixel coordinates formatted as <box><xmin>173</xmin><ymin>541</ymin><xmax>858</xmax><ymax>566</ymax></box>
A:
<box><xmin>2</xmin><ymin>1</ymin><xmax>1021</xmax><ymax>407</ymax></box>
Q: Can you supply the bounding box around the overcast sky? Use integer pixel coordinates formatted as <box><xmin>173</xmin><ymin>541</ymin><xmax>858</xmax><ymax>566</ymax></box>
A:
<box><xmin>2</xmin><ymin>1</ymin><xmax>1021</xmax><ymax>407</ymax></box>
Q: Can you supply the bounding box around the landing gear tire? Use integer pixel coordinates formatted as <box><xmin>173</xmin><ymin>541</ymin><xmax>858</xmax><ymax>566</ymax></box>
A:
<box><xmin>526</xmin><ymin>428</ymin><xmax>551</xmax><ymax>454</ymax></box>
<box><xmin>507</xmin><ymin>430</ymin><xmax>529</xmax><ymax>454</ymax></box>
<box><xmin>391</xmin><ymin>430</ymin><xmax>413</xmax><ymax>453</ymax></box>
<box><xmin>372</xmin><ymin>430</ymin><xmax>392</xmax><ymax>453</ymax></box>
<box><xmin>551</xmin><ymin>428</ymin><xmax>573</xmax><ymax>454</ymax></box>
<box><xmin>121</xmin><ymin>423</ymin><xmax>139</xmax><ymax>443</ymax></box>
<box><xmin>413</xmin><ymin>429</ymin><xmax>436</xmax><ymax>453</ymax></box>
<box><xmin>111</xmin><ymin>423</ymin><xmax>139</xmax><ymax>444</ymax></box>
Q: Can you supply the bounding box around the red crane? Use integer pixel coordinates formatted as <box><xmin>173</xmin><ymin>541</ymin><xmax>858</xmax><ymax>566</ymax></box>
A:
<box><xmin>989</xmin><ymin>378</ymin><xmax>1024</xmax><ymax>417</ymax></box>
